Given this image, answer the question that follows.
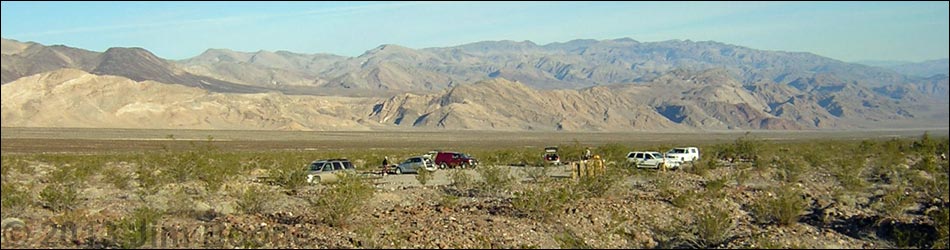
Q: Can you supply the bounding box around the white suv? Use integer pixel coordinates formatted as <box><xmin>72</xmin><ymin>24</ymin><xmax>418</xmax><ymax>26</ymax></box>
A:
<box><xmin>627</xmin><ymin>151</ymin><xmax>681</xmax><ymax>169</ymax></box>
<box><xmin>665</xmin><ymin>147</ymin><xmax>700</xmax><ymax>162</ymax></box>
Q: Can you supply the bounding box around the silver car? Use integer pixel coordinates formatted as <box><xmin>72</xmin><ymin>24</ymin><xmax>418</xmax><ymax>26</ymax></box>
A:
<box><xmin>394</xmin><ymin>156</ymin><xmax>436</xmax><ymax>174</ymax></box>
<box><xmin>306</xmin><ymin>159</ymin><xmax>356</xmax><ymax>183</ymax></box>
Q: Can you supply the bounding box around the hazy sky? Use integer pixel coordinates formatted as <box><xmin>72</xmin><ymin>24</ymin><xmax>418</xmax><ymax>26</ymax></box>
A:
<box><xmin>2</xmin><ymin>1</ymin><xmax>947</xmax><ymax>62</ymax></box>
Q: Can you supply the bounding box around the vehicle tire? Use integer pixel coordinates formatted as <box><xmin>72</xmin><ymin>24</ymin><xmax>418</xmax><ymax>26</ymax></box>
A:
<box><xmin>440</xmin><ymin>163</ymin><xmax>447</xmax><ymax>169</ymax></box>
<box><xmin>314</xmin><ymin>176</ymin><xmax>321</xmax><ymax>184</ymax></box>
<box><xmin>395</xmin><ymin>168</ymin><xmax>403</xmax><ymax>175</ymax></box>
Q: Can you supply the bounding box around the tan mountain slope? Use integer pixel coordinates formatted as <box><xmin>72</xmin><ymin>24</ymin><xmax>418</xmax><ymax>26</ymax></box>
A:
<box><xmin>1</xmin><ymin>69</ymin><xmax>372</xmax><ymax>131</ymax></box>
<box><xmin>178</xmin><ymin>48</ymin><xmax>344</xmax><ymax>87</ymax></box>
<box><xmin>1</xmin><ymin>38</ymin><xmax>33</xmax><ymax>55</ymax></box>
<box><xmin>367</xmin><ymin>78</ymin><xmax>690</xmax><ymax>131</ymax></box>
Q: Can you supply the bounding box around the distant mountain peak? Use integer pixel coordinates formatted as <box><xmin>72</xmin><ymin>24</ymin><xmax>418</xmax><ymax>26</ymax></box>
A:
<box><xmin>101</xmin><ymin>47</ymin><xmax>159</xmax><ymax>57</ymax></box>
<box><xmin>610</xmin><ymin>37</ymin><xmax>639</xmax><ymax>43</ymax></box>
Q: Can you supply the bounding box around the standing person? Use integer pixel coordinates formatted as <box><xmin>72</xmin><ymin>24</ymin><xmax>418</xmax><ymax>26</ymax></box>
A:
<box><xmin>382</xmin><ymin>156</ymin><xmax>390</xmax><ymax>175</ymax></box>
<box><xmin>583</xmin><ymin>147</ymin><xmax>592</xmax><ymax>161</ymax></box>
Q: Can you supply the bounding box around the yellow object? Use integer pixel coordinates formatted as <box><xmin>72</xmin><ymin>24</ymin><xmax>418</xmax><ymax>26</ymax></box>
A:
<box><xmin>573</xmin><ymin>154</ymin><xmax>606</xmax><ymax>179</ymax></box>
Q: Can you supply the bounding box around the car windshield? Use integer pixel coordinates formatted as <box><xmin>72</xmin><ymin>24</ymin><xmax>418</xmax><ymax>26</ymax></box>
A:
<box><xmin>669</xmin><ymin>149</ymin><xmax>686</xmax><ymax>154</ymax></box>
<box><xmin>651</xmin><ymin>153</ymin><xmax>664</xmax><ymax>159</ymax></box>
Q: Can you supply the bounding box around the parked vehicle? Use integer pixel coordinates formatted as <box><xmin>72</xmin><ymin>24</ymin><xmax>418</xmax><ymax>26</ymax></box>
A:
<box><xmin>627</xmin><ymin>151</ymin><xmax>681</xmax><ymax>169</ymax></box>
<box><xmin>665</xmin><ymin>147</ymin><xmax>700</xmax><ymax>162</ymax></box>
<box><xmin>394</xmin><ymin>156</ymin><xmax>436</xmax><ymax>174</ymax></box>
<box><xmin>306</xmin><ymin>159</ymin><xmax>356</xmax><ymax>184</ymax></box>
<box><xmin>433</xmin><ymin>151</ymin><xmax>479</xmax><ymax>169</ymax></box>
<box><xmin>543</xmin><ymin>146</ymin><xmax>561</xmax><ymax>165</ymax></box>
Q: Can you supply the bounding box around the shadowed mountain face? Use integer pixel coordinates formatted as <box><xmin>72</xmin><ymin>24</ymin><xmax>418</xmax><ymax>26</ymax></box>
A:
<box><xmin>1</xmin><ymin>37</ymin><xmax>947</xmax><ymax>131</ymax></box>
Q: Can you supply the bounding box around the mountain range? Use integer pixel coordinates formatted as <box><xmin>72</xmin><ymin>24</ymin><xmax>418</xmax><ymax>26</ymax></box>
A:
<box><xmin>857</xmin><ymin>59</ymin><xmax>949</xmax><ymax>78</ymax></box>
<box><xmin>2</xmin><ymin>37</ymin><xmax>947</xmax><ymax>131</ymax></box>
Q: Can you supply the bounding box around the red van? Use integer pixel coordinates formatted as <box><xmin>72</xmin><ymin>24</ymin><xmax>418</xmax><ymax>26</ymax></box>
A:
<box><xmin>433</xmin><ymin>151</ymin><xmax>478</xmax><ymax>169</ymax></box>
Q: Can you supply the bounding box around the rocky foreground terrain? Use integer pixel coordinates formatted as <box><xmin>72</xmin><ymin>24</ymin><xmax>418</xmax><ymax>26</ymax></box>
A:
<box><xmin>1</xmin><ymin>137</ymin><xmax>947</xmax><ymax>249</ymax></box>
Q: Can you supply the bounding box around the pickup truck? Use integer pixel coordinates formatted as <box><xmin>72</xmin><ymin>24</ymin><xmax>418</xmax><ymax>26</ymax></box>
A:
<box><xmin>665</xmin><ymin>147</ymin><xmax>700</xmax><ymax>162</ymax></box>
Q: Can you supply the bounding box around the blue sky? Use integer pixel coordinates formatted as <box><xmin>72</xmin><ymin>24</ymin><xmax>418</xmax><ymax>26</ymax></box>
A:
<box><xmin>2</xmin><ymin>1</ymin><xmax>947</xmax><ymax>62</ymax></box>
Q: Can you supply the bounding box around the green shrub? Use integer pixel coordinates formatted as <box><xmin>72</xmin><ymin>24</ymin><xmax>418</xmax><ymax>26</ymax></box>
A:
<box><xmin>775</xmin><ymin>156</ymin><xmax>807</xmax><ymax>183</ymax></box>
<box><xmin>109</xmin><ymin>206</ymin><xmax>163</xmax><ymax>249</ymax></box>
<box><xmin>134</xmin><ymin>155</ymin><xmax>166</xmax><ymax>197</ymax></box>
<box><xmin>156</xmin><ymin>138</ymin><xmax>240</xmax><ymax>193</ymax></box>
<box><xmin>415</xmin><ymin>168</ymin><xmax>433</xmax><ymax>186</ymax></box>
<box><xmin>686</xmin><ymin>158</ymin><xmax>710</xmax><ymax>177</ymax></box>
<box><xmin>734</xmin><ymin>167</ymin><xmax>750</xmax><ymax>189</ymax></box>
<box><xmin>450</xmin><ymin>169</ymin><xmax>474</xmax><ymax>193</ymax></box>
<box><xmin>310</xmin><ymin>173</ymin><xmax>374</xmax><ymax>227</ymax></box>
<box><xmin>930</xmin><ymin>207</ymin><xmax>949</xmax><ymax>249</ymax></box>
<box><xmin>747</xmin><ymin>233</ymin><xmax>783</xmax><ymax>249</ymax></box>
<box><xmin>1</xmin><ymin>157</ymin><xmax>11</xmax><ymax>180</ymax></box>
<box><xmin>523</xmin><ymin>165</ymin><xmax>551</xmax><ymax>183</ymax></box>
<box><xmin>439</xmin><ymin>193</ymin><xmax>460</xmax><ymax>208</ymax></box>
<box><xmin>236</xmin><ymin>184</ymin><xmax>270</xmax><ymax>214</ymax></box>
<box><xmin>912</xmin><ymin>132</ymin><xmax>938</xmax><ymax>155</ymax></box>
<box><xmin>662</xmin><ymin>204</ymin><xmax>736</xmax><ymax>249</ymax></box>
<box><xmin>914</xmin><ymin>154</ymin><xmax>939</xmax><ymax>174</ymax></box>
<box><xmin>266</xmin><ymin>158</ymin><xmax>309</xmax><ymax>191</ymax></box>
<box><xmin>1</xmin><ymin>183</ymin><xmax>30</xmax><ymax>217</ymax></box>
<box><xmin>671</xmin><ymin>190</ymin><xmax>697</xmax><ymax>209</ymax></box>
<box><xmin>654</xmin><ymin>175</ymin><xmax>676</xmax><ymax>200</ymax></box>
<box><xmin>752</xmin><ymin>185</ymin><xmax>808</xmax><ymax>226</ymax></box>
<box><xmin>595</xmin><ymin>143</ymin><xmax>631</xmax><ymax>166</ymax></box>
<box><xmin>873</xmin><ymin>182</ymin><xmax>916</xmax><ymax>219</ymax></box>
<box><xmin>734</xmin><ymin>132</ymin><xmax>762</xmax><ymax>161</ymax></box>
<box><xmin>702</xmin><ymin>177</ymin><xmax>728</xmax><ymax>200</ymax></box>
<box><xmin>512</xmin><ymin>184</ymin><xmax>576</xmax><ymax>220</ymax></box>
<box><xmin>477</xmin><ymin>165</ymin><xmax>515</xmax><ymax>197</ymax></box>
<box><xmin>554</xmin><ymin>140</ymin><xmax>582</xmax><ymax>162</ymax></box>
<box><xmin>39</xmin><ymin>182</ymin><xmax>80</xmax><ymax>212</ymax></box>
<box><xmin>574</xmin><ymin>171</ymin><xmax>620</xmax><ymax>198</ymax></box>
<box><xmin>687</xmin><ymin>205</ymin><xmax>735</xmax><ymax>248</ymax></box>
<box><xmin>105</xmin><ymin>168</ymin><xmax>133</xmax><ymax>190</ymax></box>
<box><xmin>482</xmin><ymin>149</ymin><xmax>534</xmax><ymax>166</ymax></box>
<box><xmin>832</xmin><ymin>157</ymin><xmax>868</xmax><ymax>193</ymax></box>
